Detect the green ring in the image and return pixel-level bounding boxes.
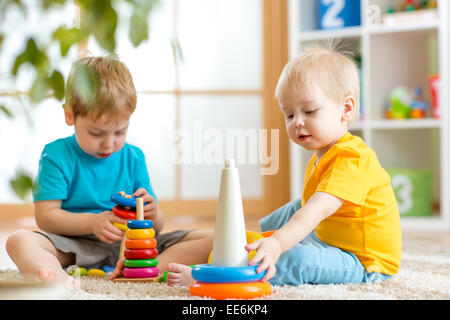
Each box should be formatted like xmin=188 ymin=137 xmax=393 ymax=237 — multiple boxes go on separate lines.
xmin=123 ymin=259 xmax=159 ymax=268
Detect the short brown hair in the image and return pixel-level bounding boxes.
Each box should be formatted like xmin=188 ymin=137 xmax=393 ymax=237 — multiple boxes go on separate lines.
xmin=65 ymin=55 xmax=137 ymax=121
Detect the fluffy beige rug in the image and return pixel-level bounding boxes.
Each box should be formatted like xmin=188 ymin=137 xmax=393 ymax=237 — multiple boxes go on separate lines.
xmin=1 ymin=234 xmax=448 ymax=300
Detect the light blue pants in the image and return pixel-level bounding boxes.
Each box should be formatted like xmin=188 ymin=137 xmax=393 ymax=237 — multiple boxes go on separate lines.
xmin=260 ymin=198 xmax=391 ymax=286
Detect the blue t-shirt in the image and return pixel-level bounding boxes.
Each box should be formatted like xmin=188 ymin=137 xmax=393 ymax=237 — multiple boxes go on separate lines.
xmin=32 ymin=135 xmax=157 ymax=213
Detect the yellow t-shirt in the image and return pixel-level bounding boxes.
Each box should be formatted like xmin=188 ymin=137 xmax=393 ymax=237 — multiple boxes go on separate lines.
xmin=302 ymin=132 xmax=402 ymax=275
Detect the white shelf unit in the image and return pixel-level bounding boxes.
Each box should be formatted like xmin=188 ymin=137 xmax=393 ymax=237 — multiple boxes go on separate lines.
xmin=288 ymin=0 xmax=450 ymax=232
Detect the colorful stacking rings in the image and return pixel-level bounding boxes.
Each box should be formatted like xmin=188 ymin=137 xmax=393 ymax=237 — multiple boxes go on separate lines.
xmin=125 ymin=228 xmax=155 ymax=240
xmin=112 ymin=206 xmax=137 ymax=220
xmin=127 ymin=219 xmax=154 ymax=229
xmin=113 ymin=222 xmax=128 ymax=231
xmin=191 ymin=264 xmax=266 ymax=283
xmin=123 ymin=267 xmax=159 ymax=278
xmin=124 ymin=248 xmax=158 ymax=260
xmin=190 ymin=281 xmax=272 ymax=300
xmin=125 ymin=238 xmax=157 ymax=249
xmin=110 ymin=193 xmax=147 ymax=207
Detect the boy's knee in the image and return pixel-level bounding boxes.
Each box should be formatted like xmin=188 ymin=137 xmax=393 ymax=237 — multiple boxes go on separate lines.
xmin=6 ymin=229 xmax=33 ymax=253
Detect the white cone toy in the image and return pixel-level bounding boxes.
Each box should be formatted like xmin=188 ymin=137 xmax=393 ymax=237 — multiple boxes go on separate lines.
xmin=189 ymin=159 xmax=272 ymax=299
xmin=211 ymin=159 xmax=248 ymax=267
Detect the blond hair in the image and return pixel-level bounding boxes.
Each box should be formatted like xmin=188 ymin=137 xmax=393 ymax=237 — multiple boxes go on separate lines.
xmin=275 ymin=41 xmax=360 ymax=122
xmin=65 ymin=55 xmax=137 ymax=121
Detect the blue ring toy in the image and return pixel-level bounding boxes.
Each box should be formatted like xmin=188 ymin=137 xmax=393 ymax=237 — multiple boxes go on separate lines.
xmin=111 ymin=193 xmax=147 ymax=208
xmin=127 ymin=219 xmax=154 ymax=229
xmin=101 ymin=265 xmax=115 ymax=273
xmin=191 ymin=264 xmax=266 ymax=283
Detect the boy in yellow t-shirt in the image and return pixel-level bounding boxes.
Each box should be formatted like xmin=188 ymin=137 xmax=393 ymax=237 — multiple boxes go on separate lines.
xmin=246 ymin=43 xmax=402 ymax=285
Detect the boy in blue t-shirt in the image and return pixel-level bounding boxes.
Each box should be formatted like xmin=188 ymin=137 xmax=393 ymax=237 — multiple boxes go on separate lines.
xmin=6 ymin=56 xmax=213 ymax=287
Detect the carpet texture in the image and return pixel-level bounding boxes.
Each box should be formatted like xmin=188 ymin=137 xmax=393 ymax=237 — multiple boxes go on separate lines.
xmin=1 ymin=234 xmax=448 ymax=300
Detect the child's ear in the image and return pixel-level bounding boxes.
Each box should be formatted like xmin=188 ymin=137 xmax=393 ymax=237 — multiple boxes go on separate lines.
xmin=341 ymin=96 xmax=356 ymax=122
xmin=63 ymin=104 xmax=75 ymax=126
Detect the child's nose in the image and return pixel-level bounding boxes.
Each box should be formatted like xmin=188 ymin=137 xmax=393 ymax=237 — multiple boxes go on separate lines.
xmin=102 ymin=135 xmax=114 ymax=149
xmin=294 ymin=116 xmax=305 ymax=127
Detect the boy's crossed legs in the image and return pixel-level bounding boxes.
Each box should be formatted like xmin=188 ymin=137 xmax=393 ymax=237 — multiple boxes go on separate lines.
xmin=7 ymin=229 xmax=214 ymax=288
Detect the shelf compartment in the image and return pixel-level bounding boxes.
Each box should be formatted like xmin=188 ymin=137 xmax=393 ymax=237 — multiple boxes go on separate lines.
xmin=370 ymin=128 xmax=440 ymax=217
xmin=369 ymin=29 xmax=438 ymax=121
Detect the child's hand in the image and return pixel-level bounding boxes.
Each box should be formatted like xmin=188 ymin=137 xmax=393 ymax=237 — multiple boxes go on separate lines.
xmin=245 ymin=237 xmax=282 ymax=281
xmin=91 ymin=211 xmax=127 ymax=243
xmin=133 ymin=188 xmax=158 ymax=221
xmin=109 ymin=259 xmax=124 ymax=280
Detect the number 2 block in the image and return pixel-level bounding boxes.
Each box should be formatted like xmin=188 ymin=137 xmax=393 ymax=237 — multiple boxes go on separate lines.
xmin=318 ymin=0 xmax=361 ymax=30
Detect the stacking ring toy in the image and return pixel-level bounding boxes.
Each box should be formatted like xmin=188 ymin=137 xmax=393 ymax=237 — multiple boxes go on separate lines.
xmin=261 ymin=230 xmax=276 ymax=238
xmin=192 ymin=264 xmax=266 ymax=283
xmin=123 ymin=267 xmax=159 ymax=278
xmin=111 ymin=193 xmax=147 ymax=207
xmin=87 ymin=269 xmax=106 ymax=277
xmin=113 ymin=222 xmax=128 ymax=231
xmin=126 ymin=228 xmax=155 ymax=240
xmin=190 ymin=281 xmax=271 ymax=300
xmin=123 ymin=258 xmax=159 ymax=268
xmin=101 ymin=265 xmax=116 ymax=273
xmin=125 ymin=238 xmax=157 ymax=249
xmin=127 ymin=219 xmax=154 ymax=229
xmin=125 ymin=248 xmax=158 ymax=260
xmin=112 ymin=206 xmax=136 ymax=220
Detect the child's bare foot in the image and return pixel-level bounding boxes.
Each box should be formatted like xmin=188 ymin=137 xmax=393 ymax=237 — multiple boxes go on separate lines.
xmin=36 ymin=268 xmax=80 ymax=289
xmin=166 ymin=263 xmax=194 ymax=287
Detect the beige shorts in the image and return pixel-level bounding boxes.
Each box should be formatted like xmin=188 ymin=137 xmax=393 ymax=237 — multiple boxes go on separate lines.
xmin=35 ymin=229 xmax=191 ymax=270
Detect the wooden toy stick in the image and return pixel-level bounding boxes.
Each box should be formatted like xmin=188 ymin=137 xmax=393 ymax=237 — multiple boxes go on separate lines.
xmin=119 ymin=234 xmax=126 ymax=260
xmin=136 ymin=197 xmax=144 ymax=221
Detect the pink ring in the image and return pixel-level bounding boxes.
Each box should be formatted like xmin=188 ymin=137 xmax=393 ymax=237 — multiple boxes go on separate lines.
xmin=123 ymin=267 xmax=159 ymax=278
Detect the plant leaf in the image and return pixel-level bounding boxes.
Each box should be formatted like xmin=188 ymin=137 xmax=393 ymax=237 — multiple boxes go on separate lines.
xmin=72 ymin=62 xmax=97 ymax=105
xmin=129 ymin=9 xmax=148 ymax=46
xmin=53 ymin=26 xmax=86 ymax=56
xmin=49 ymin=70 xmax=65 ymax=100
xmin=12 ymin=38 xmax=48 ymax=75
xmin=0 ymin=105 xmax=13 ymax=118
xmin=30 ymin=75 xmax=49 ymax=103
xmin=10 ymin=171 xmax=33 ymax=201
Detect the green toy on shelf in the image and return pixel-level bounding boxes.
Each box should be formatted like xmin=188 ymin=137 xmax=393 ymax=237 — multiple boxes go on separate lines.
xmin=385 ymin=85 xmax=430 ymax=119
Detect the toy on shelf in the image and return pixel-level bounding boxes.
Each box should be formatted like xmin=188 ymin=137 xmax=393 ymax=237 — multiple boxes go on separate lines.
xmin=382 ymin=0 xmax=438 ymax=26
xmin=189 ymin=159 xmax=272 ymax=300
xmin=385 ymin=85 xmax=430 ymax=120
xmin=112 ymin=196 xmax=160 ymax=283
xmin=429 ymin=74 xmax=440 ymax=119
xmin=410 ymin=87 xmax=429 ymax=119
xmin=402 ymin=0 xmax=416 ymax=11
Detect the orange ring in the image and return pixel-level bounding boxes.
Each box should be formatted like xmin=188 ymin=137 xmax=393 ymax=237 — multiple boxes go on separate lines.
xmin=261 ymin=230 xmax=276 ymax=237
xmin=190 ymin=281 xmax=271 ymax=300
xmin=125 ymin=238 xmax=157 ymax=249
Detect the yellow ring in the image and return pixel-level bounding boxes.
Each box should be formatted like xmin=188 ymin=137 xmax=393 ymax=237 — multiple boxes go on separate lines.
xmin=87 ymin=269 xmax=106 ymax=277
xmin=113 ymin=222 xmax=128 ymax=231
xmin=126 ymin=228 xmax=155 ymax=240
xmin=190 ymin=281 xmax=271 ymax=300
